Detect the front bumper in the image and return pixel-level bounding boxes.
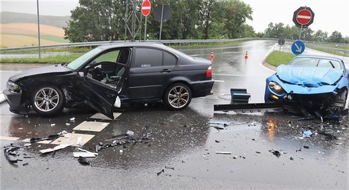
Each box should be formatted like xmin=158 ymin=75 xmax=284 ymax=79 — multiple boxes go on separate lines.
xmin=3 ymin=89 xmax=29 ymax=114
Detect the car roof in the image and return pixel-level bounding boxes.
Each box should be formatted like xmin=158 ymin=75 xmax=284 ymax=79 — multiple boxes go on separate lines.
xmin=98 ymin=42 xmax=167 ymax=50
xmin=293 ymin=55 xmax=344 ymax=62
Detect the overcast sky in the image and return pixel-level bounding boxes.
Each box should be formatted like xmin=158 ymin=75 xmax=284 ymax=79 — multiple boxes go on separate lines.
xmin=1 ymin=0 xmax=349 ymax=37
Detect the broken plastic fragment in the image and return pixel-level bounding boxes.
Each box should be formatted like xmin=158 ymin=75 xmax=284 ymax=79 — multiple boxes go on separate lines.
xmin=30 ymin=130 xmax=67 ymax=143
xmin=318 ymin=131 xmax=338 ymax=140
xmin=157 ymin=169 xmax=165 ymax=176
xmin=39 ymin=144 xmax=71 ymax=154
xmin=270 ymin=150 xmax=281 ymax=158
xmin=4 ymin=145 xmax=21 ymax=163
xmin=114 ymin=96 xmax=121 ymax=108
xmin=208 ymin=121 xmax=231 ymax=126
xmin=216 ymin=151 xmax=232 ymax=155
xmin=73 ymin=148 xmax=98 ymax=158
xmin=78 ymin=156 xmax=90 ymax=165
xmin=303 ymin=130 xmax=312 ymax=138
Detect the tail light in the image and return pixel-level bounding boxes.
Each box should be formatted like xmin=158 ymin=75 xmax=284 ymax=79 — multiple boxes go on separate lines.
xmin=206 ymin=66 xmax=212 ymax=78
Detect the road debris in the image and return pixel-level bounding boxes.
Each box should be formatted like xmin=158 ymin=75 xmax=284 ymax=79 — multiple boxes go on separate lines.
xmin=270 ymin=150 xmax=281 ymax=158
xmin=30 ymin=130 xmax=68 ymax=143
xmin=208 ymin=121 xmax=231 ymax=126
xmin=78 ymin=156 xmax=90 ymax=165
xmin=3 ymin=144 xmax=33 ymax=167
xmin=303 ymin=130 xmax=312 ymax=138
xmin=318 ymin=131 xmax=338 ymax=140
xmin=215 ymin=151 xmax=232 ymax=155
xmin=39 ymin=144 xmax=71 ymax=154
xmin=73 ymin=148 xmax=98 ymax=158
xmin=95 ymin=126 xmax=150 ymax=152
xmin=157 ymin=169 xmax=165 ymax=176
xmin=4 ymin=144 xmax=22 ymax=163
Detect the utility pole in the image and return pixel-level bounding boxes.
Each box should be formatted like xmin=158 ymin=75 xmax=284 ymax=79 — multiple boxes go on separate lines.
xmin=36 ymin=0 xmax=41 ymax=58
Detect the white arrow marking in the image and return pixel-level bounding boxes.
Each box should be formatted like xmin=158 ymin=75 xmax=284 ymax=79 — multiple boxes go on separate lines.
xmin=295 ymin=43 xmax=303 ymax=52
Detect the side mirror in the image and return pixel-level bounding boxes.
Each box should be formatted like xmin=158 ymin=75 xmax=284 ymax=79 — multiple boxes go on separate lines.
xmin=78 ymin=72 xmax=84 ymax=78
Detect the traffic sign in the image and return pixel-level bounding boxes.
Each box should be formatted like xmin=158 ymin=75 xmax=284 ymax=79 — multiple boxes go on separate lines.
xmin=142 ymin=0 xmax=151 ymax=17
xmin=291 ymin=40 xmax=305 ymax=55
xmin=278 ymin=38 xmax=285 ymax=46
xmin=293 ymin=7 xmax=314 ymax=28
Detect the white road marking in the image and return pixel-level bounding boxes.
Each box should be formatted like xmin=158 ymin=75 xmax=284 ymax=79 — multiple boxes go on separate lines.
xmin=73 ymin=121 xmax=109 ymax=132
xmin=91 ymin=112 xmax=121 ymax=120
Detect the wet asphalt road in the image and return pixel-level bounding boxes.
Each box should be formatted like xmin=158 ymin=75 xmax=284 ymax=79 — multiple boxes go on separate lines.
xmin=0 ymin=40 xmax=348 ymax=190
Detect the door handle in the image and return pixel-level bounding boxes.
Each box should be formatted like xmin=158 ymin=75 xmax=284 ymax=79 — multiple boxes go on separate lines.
xmin=162 ymin=69 xmax=171 ymax=73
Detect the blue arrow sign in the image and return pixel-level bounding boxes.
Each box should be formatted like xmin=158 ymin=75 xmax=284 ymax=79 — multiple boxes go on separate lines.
xmin=291 ymin=40 xmax=305 ymax=55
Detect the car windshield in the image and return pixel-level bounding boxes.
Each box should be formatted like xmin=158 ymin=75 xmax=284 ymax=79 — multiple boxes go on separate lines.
xmin=289 ymin=57 xmax=342 ymax=69
xmin=66 ymin=47 xmax=103 ymax=70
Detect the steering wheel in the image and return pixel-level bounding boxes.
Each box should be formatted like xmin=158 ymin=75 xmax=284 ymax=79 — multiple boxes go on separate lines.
xmin=92 ymin=67 xmax=105 ymax=81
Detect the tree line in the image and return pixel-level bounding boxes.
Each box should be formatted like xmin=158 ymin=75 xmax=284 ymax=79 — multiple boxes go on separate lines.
xmin=64 ymin=0 xmax=348 ymax=44
xmin=262 ymin=22 xmax=348 ymax=43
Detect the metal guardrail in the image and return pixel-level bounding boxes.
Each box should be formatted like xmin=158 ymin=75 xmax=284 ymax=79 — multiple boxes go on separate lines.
xmin=0 ymin=38 xmax=254 ymax=52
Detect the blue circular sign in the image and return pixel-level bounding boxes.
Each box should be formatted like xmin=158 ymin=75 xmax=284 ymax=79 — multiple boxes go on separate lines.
xmin=291 ymin=40 xmax=305 ymax=55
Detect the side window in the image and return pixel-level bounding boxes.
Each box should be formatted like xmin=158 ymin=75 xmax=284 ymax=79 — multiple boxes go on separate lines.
xmin=94 ymin=50 xmax=119 ymax=63
xmin=134 ymin=48 xmax=162 ymax=68
xmin=163 ymin=51 xmax=177 ymax=66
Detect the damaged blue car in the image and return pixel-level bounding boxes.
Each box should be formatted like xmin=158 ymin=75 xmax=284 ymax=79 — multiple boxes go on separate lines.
xmin=265 ymin=55 xmax=349 ymax=116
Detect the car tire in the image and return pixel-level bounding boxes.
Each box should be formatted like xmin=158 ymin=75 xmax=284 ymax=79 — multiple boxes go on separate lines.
xmin=31 ymin=86 xmax=64 ymax=116
xmin=163 ymin=83 xmax=192 ymax=110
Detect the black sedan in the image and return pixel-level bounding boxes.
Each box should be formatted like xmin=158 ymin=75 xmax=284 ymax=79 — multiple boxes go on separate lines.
xmin=4 ymin=42 xmax=214 ymax=119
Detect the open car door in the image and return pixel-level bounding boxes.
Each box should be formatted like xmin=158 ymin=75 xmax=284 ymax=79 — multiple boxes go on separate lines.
xmin=78 ymin=72 xmax=119 ymax=119
xmin=75 ymin=47 xmax=130 ymax=119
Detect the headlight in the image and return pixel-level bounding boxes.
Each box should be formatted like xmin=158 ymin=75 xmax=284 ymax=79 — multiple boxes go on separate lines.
xmin=269 ymin=81 xmax=284 ymax=94
xmin=7 ymin=81 xmax=21 ymax=93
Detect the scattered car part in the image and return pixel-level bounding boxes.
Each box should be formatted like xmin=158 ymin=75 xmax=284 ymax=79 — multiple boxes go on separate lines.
xmin=39 ymin=144 xmax=71 ymax=154
xmin=30 ymin=130 xmax=67 ymax=143
xmin=78 ymin=156 xmax=90 ymax=165
xmin=4 ymin=144 xmax=22 ymax=163
xmin=73 ymin=148 xmax=98 ymax=158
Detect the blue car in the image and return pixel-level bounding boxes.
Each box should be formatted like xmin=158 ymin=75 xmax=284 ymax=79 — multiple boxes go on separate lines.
xmin=265 ymin=55 xmax=349 ymax=115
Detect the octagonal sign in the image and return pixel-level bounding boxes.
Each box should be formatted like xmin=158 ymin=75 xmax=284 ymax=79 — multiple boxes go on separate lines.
xmin=293 ymin=6 xmax=315 ymax=28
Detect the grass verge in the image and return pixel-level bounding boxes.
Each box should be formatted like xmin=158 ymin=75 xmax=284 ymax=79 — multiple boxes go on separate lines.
xmin=265 ymin=50 xmax=295 ymax=67
xmin=0 ymin=54 xmax=82 ymax=64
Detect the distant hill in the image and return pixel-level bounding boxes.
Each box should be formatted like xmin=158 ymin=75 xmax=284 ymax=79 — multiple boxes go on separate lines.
xmin=0 ymin=12 xmax=70 ymax=48
xmin=0 ymin=12 xmax=70 ymax=28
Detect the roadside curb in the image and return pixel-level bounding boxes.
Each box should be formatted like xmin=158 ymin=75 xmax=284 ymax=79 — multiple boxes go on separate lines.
xmin=0 ymin=92 xmax=6 ymax=104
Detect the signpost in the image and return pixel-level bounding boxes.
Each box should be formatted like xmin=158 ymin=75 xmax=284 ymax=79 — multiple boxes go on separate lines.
xmin=291 ymin=40 xmax=305 ymax=55
xmin=292 ymin=6 xmax=314 ymax=55
xmin=141 ymin=0 xmax=151 ymax=17
xmin=142 ymin=0 xmax=151 ymax=40
xmin=293 ymin=7 xmax=314 ymax=28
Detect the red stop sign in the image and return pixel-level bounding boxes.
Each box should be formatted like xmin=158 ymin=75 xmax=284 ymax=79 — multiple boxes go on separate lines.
xmin=142 ymin=0 xmax=151 ymax=17
xmin=296 ymin=9 xmax=312 ymax=25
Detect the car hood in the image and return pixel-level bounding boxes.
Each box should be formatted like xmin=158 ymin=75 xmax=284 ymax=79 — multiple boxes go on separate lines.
xmin=276 ymin=65 xmax=343 ymax=87
xmin=9 ymin=64 xmax=72 ymax=82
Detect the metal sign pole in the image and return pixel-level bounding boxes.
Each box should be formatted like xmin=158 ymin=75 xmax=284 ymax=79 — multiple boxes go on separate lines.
xmin=36 ymin=0 xmax=41 ymax=58
xmin=298 ymin=25 xmax=303 ymax=40
xmin=144 ymin=16 xmax=147 ymax=40
xmin=159 ymin=4 xmax=164 ymax=41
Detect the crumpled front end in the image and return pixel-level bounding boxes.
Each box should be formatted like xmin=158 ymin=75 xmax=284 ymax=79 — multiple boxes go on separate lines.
xmin=265 ymin=73 xmax=348 ymax=116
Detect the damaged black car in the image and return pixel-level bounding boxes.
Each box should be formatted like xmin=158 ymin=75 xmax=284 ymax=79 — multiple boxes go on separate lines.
xmin=4 ymin=42 xmax=214 ymax=119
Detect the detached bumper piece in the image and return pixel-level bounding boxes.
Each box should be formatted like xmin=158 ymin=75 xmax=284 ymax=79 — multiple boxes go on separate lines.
xmin=214 ymin=102 xmax=285 ymax=112
xmin=230 ymin=88 xmax=250 ymax=104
